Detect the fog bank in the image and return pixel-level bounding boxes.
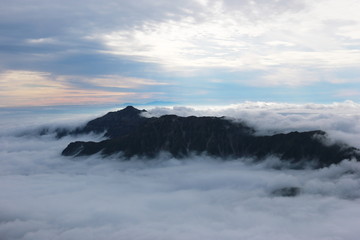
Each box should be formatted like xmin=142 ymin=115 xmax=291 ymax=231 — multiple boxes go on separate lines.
xmin=1 ymin=102 xmax=360 ymax=240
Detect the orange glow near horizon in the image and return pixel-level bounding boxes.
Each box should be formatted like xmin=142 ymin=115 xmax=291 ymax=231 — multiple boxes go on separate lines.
xmin=0 ymin=70 xmax=163 ymax=107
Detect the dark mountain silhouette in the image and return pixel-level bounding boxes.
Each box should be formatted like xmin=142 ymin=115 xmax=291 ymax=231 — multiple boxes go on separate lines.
xmin=62 ymin=106 xmax=360 ymax=169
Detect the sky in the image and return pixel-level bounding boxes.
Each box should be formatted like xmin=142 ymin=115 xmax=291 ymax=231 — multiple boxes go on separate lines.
xmin=1 ymin=0 xmax=360 ymax=107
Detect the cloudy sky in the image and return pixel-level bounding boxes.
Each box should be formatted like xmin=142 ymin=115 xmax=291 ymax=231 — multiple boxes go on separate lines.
xmin=1 ymin=0 xmax=360 ymax=107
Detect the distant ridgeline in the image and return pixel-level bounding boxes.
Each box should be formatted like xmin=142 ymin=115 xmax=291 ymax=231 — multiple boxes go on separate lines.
xmin=60 ymin=106 xmax=360 ymax=169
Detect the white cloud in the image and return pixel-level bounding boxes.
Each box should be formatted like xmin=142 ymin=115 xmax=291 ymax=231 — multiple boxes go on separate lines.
xmin=90 ymin=0 xmax=360 ymax=86
xmin=1 ymin=103 xmax=360 ymax=239
xmin=26 ymin=38 xmax=56 ymax=44
xmin=266 ymin=41 xmax=296 ymax=47
xmin=1 ymin=0 xmax=359 ymax=89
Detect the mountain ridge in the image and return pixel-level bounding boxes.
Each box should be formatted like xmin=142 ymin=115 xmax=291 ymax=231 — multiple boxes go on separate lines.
xmin=61 ymin=106 xmax=360 ymax=169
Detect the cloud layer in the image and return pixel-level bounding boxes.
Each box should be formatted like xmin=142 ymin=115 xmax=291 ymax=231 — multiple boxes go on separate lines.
xmin=1 ymin=103 xmax=360 ymax=239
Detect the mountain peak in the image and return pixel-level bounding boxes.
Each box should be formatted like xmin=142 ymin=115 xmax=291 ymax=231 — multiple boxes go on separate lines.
xmin=117 ymin=106 xmax=146 ymax=115
xmin=123 ymin=105 xmax=138 ymax=111
xmin=70 ymin=106 xmax=147 ymax=138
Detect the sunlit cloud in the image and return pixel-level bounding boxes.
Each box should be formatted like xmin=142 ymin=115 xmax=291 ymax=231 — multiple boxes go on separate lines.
xmin=93 ymin=0 xmax=360 ymax=86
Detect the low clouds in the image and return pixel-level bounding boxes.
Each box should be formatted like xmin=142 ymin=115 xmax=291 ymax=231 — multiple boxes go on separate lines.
xmin=1 ymin=103 xmax=360 ymax=239
xmin=2 ymin=136 xmax=360 ymax=240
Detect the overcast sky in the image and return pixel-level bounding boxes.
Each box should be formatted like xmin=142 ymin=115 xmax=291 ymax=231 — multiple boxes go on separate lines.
xmin=1 ymin=0 xmax=360 ymax=107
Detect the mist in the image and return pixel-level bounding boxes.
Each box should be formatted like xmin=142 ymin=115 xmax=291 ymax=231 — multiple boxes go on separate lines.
xmin=1 ymin=102 xmax=360 ymax=240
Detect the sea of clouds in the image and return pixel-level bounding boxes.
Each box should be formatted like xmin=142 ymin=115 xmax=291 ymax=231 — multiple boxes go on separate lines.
xmin=1 ymin=101 xmax=360 ymax=240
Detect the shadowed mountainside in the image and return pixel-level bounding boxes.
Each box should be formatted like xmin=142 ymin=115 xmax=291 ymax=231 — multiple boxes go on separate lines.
xmin=62 ymin=106 xmax=360 ymax=168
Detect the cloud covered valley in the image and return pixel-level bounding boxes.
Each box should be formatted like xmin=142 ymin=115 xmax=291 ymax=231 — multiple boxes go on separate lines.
xmin=1 ymin=102 xmax=360 ymax=240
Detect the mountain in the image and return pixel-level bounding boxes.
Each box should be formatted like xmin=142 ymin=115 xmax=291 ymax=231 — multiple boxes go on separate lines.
xmin=62 ymin=106 xmax=360 ymax=169
xmin=72 ymin=106 xmax=147 ymax=138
